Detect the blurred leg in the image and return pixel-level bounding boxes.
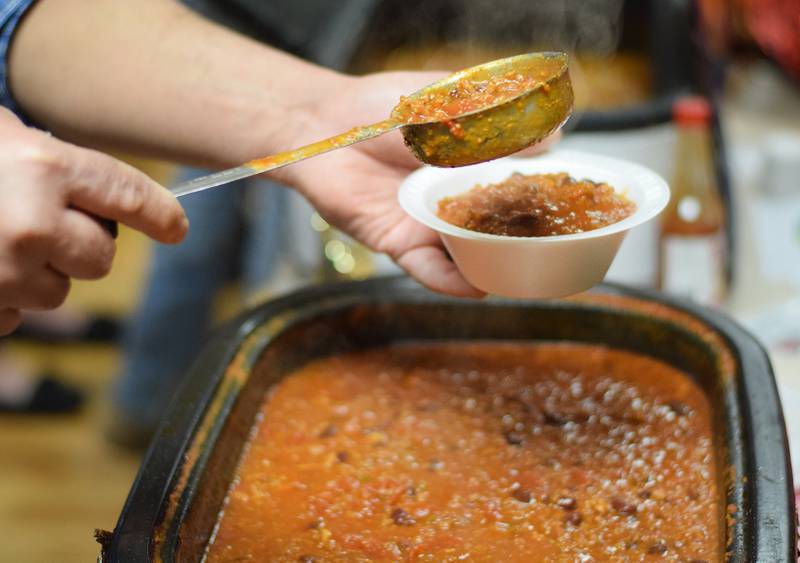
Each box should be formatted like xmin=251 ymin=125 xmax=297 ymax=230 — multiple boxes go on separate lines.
xmin=241 ymin=180 xmax=288 ymax=299
xmin=110 ymin=168 xmax=244 ymax=438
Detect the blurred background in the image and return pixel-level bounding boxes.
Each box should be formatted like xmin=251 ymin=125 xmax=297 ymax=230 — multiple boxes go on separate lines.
xmin=2 ymin=0 xmax=800 ymax=560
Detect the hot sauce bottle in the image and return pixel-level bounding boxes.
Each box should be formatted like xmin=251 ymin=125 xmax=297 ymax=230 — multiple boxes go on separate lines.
xmin=659 ymin=96 xmax=727 ymax=305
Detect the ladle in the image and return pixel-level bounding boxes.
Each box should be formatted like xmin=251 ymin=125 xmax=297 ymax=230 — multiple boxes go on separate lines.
xmin=170 ymin=52 xmax=573 ymax=198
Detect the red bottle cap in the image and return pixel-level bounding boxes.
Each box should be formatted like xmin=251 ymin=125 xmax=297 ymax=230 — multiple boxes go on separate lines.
xmin=673 ymin=96 xmax=712 ymax=126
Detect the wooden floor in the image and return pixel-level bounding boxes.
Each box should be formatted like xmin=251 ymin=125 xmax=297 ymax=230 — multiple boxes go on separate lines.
xmin=0 ymin=159 xmax=172 ymax=563
xmin=0 ymin=345 xmax=142 ymax=563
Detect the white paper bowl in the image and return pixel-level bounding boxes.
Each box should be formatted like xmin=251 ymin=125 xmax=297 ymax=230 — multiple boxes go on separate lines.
xmin=398 ymin=149 xmax=670 ymax=298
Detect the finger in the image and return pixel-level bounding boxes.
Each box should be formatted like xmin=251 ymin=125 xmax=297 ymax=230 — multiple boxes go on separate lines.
xmin=8 ymin=266 xmax=70 ymax=310
xmin=395 ymin=245 xmax=485 ymax=298
xmin=0 ymin=107 xmax=23 ymax=129
xmin=0 ymin=308 xmax=21 ymax=336
xmin=60 ymin=144 xmax=188 ymax=244
xmin=48 ymin=208 xmax=116 ymax=280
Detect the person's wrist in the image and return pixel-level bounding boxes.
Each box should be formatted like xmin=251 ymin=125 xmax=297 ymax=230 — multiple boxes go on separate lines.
xmin=264 ymin=71 xmax=358 ymax=189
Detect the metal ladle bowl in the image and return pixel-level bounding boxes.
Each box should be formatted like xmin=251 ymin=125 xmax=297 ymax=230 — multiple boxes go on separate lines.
xmin=396 ymin=52 xmax=573 ymax=167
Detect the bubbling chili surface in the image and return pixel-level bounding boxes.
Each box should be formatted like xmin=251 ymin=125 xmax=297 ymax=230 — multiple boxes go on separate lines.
xmin=437 ymin=172 xmax=636 ymax=237
xmin=206 ymin=343 xmax=718 ymax=562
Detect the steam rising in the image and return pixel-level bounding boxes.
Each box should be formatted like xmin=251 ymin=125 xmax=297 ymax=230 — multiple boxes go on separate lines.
xmin=454 ymin=0 xmax=624 ymax=55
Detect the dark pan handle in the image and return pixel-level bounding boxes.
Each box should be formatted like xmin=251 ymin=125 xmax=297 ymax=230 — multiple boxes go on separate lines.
xmin=568 ymin=93 xmax=684 ymax=133
xmin=98 ymin=218 xmax=119 ymax=239
xmin=81 ymin=209 xmax=118 ymax=239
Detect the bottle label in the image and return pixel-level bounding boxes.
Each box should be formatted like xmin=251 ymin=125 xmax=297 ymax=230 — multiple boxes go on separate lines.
xmin=662 ymin=234 xmax=724 ymax=305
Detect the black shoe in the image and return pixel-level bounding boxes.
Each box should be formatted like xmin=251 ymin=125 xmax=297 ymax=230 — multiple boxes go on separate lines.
xmin=11 ymin=316 xmax=122 ymax=344
xmin=0 ymin=376 xmax=85 ymax=414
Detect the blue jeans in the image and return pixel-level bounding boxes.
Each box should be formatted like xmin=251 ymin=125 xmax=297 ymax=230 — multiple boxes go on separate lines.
xmin=112 ymin=168 xmax=286 ymax=428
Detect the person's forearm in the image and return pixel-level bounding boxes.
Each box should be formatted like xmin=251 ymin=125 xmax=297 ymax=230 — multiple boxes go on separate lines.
xmin=8 ymin=0 xmax=346 ymax=168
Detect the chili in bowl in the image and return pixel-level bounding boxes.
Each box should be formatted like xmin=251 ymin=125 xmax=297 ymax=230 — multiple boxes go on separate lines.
xmin=398 ymin=149 xmax=669 ymax=298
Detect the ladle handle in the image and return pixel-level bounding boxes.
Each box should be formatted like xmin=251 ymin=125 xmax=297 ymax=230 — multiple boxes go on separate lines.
xmin=170 ymin=119 xmax=399 ymax=198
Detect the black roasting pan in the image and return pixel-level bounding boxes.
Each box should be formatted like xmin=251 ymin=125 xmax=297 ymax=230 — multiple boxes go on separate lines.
xmin=101 ymin=277 xmax=796 ymax=562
